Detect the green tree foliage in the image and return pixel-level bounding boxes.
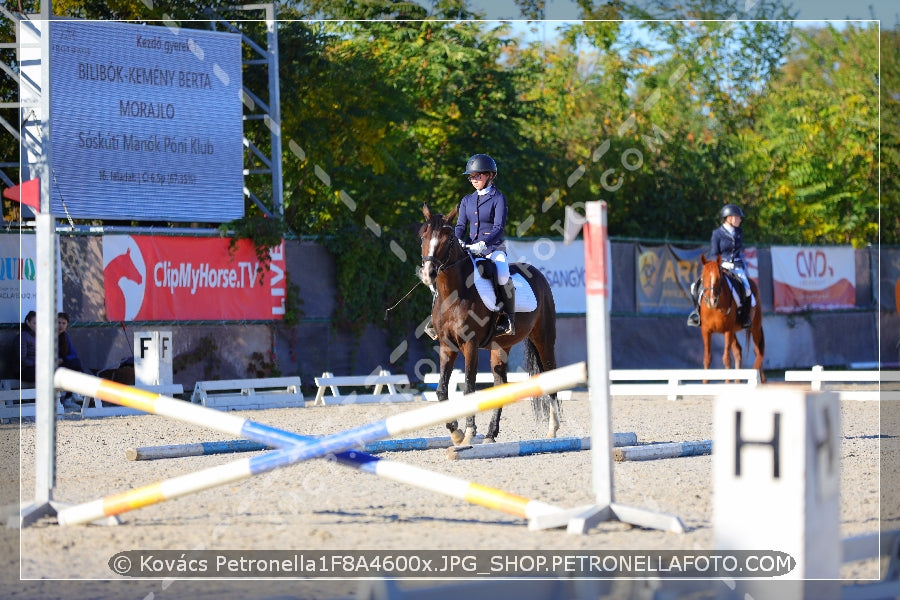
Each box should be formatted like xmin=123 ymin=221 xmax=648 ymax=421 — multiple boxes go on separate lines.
xmin=738 ymin=24 xmax=881 ymax=246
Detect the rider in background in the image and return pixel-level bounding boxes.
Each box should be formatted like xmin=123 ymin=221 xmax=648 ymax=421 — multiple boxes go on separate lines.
xmin=454 ymin=153 xmax=515 ymax=336
xmin=688 ymin=203 xmax=754 ymax=329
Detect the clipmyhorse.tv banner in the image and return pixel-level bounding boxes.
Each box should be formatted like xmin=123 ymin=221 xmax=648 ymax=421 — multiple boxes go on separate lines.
xmin=771 ymin=246 xmax=855 ymax=313
xmin=102 ymin=235 xmax=286 ymax=321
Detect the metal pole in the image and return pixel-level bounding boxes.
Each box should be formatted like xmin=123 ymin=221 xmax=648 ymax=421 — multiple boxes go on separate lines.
xmin=264 ymin=3 xmax=283 ymax=217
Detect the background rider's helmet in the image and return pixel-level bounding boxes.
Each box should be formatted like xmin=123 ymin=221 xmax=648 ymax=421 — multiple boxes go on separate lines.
xmin=719 ymin=204 xmax=745 ymax=220
xmin=462 ymin=154 xmax=498 ymax=175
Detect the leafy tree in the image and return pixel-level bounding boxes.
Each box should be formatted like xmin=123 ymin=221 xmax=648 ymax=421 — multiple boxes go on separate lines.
xmin=739 ymin=23 xmax=880 ymax=246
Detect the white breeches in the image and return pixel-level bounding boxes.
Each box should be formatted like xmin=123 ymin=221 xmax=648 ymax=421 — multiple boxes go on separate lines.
xmin=487 ymin=250 xmax=510 ymax=285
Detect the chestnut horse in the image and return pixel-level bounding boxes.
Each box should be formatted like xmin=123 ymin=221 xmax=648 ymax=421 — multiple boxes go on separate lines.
xmin=698 ymin=254 xmax=766 ymax=382
xmin=418 ymin=204 xmax=560 ymax=444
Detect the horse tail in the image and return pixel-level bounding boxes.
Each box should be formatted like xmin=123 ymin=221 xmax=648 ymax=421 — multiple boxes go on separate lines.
xmin=525 ymin=338 xmax=561 ymax=424
xmin=524 ymin=336 xmax=543 ymax=376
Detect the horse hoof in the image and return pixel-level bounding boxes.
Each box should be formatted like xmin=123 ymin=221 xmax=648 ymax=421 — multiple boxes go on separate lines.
xmin=461 ymin=427 xmax=476 ymax=445
xmin=484 ymin=436 xmax=495 ymax=444
xmin=449 ymin=429 xmax=465 ymax=445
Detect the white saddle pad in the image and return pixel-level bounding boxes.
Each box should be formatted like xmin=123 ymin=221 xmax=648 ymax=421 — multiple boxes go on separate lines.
xmin=471 ymin=257 xmax=538 ymax=313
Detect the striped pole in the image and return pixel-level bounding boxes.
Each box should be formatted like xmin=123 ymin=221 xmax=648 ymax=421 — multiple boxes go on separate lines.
xmin=127 ymin=434 xmax=488 ymax=461
xmin=54 ymin=363 xmax=585 ymax=526
xmin=446 ymin=433 xmax=638 ymax=461
xmin=613 ymin=440 xmax=712 ymax=462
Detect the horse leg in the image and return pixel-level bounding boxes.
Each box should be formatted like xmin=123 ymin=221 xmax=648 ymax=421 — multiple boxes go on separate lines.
xmin=721 ymin=331 xmax=734 ymax=370
xmin=701 ymin=328 xmax=713 ymax=382
xmin=751 ymin=317 xmax=767 ymax=383
xmin=730 ymin=332 xmax=742 ymax=368
xmin=460 ymin=343 xmax=480 ymax=445
xmin=437 ymin=345 xmax=464 ymax=444
xmin=484 ymin=347 xmax=510 ymax=443
xmin=731 ymin=335 xmax=743 ymax=382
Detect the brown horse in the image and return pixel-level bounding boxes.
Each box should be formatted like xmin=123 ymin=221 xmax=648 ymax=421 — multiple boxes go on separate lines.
xmin=698 ymin=254 xmax=767 ymax=382
xmin=417 ymin=204 xmax=560 ymax=444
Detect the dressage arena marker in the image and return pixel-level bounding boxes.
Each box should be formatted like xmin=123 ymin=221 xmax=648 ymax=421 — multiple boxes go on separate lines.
xmin=446 ymin=433 xmax=637 ymax=460
xmin=54 ymin=363 xmax=586 ymax=526
xmin=127 ymin=434 xmax=488 ymax=461
xmin=713 ymin=386 xmax=841 ymax=597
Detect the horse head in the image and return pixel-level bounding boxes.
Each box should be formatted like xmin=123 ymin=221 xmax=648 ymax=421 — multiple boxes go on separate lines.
xmin=699 ymin=254 xmax=725 ymax=309
xmin=418 ymin=204 xmax=460 ymax=286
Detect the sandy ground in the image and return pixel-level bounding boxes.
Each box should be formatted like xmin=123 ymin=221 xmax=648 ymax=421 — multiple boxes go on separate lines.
xmin=0 ymin=388 xmax=891 ymax=600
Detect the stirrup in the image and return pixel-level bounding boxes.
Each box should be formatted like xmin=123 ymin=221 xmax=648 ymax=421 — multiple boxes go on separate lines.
xmin=496 ymin=313 xmax=514 ymax=336
xmin=423 ymin=320 xmax=438 ymax=340
xmin=687 ymin=311 xmax=700 ymax=327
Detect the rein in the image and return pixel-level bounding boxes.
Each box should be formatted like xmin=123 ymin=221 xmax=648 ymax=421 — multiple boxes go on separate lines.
xmin=384 ymin=278 xmax=424 ymax=319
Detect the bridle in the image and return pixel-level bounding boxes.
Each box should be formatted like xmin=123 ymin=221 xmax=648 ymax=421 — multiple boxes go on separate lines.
xmin=421 ymin=224 xmax=468 ymax=274
xmin=700 ymin=265 xmax=732 ymax=314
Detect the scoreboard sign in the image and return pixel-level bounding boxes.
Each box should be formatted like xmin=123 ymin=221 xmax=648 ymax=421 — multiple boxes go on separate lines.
xmin=20 ymin=19 xmax=244 ymax=222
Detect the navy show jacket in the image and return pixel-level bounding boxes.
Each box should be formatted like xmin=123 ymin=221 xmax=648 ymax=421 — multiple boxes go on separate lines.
xmin=710 ymin=224 xmax=745 ymax=266
xmin=454 ymin=186 xmax=508 ymax=253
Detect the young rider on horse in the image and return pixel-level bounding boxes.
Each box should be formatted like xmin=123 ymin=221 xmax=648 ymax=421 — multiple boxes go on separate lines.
xmin=455 ymin=153 xmax=516 ymax=336
xmin=688 ymin=203 xmax=755 ymax=329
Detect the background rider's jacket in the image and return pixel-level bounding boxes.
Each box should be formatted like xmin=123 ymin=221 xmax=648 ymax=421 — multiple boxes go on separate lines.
xmin=454 ymin=186 xmax=508 ymax=253
xmin=710 ymin=224 xmax=744 ymax=266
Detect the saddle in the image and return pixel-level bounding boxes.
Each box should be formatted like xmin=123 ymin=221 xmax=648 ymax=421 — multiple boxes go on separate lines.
xmin=474 ymin=258 xmax=499 ymax=294
xmin=722 ymin=269 xmax=746 ymax=298
xmin=469 ymin=256 xmax=537 ymax=313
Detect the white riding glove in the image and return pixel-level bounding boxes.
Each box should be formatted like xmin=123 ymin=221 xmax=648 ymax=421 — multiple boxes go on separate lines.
xmin=468 ymin=241 xmax=487 ymax=256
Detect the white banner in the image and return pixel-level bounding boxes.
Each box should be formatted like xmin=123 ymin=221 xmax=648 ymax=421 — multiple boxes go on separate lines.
xmin=0 ymin=234 xmax=63 ymax=323
xmin=771 ymin=246 xmax=856 ymax=312
xmin=507 ymin=239 xmax=587 ymax=313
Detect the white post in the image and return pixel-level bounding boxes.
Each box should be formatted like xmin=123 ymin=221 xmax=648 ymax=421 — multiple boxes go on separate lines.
xmin=533 ymin=201 xmax=684 ymax=535
xmin=714 ymin=386 xmax=841 ymax=598
xmin=134 ymin=331 xmax=173 ymax=386
xmin=584 ymin=201 xmax=613 ymax=506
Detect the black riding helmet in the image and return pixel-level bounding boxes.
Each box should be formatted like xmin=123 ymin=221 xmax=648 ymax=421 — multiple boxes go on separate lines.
xmin=462 ymin=154 xmax=497 ymax=175
xmin=720 ymin=204 xmax=744 ymax=220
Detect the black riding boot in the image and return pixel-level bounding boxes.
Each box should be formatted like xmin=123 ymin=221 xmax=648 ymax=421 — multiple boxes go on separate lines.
xmin=687 ymin=278 xmax=701 ymax=327
xmin=740 ymin=298 xmax=753 ymax=329
xmin=496 ymin=280 xmax=516 ymax=336
xmin=423 ymin=295 xmax=438 ymax=340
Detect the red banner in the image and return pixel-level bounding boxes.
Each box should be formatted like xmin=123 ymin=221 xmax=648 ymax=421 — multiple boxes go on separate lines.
xmin=102 ymin=235 xmax=286 ymax=321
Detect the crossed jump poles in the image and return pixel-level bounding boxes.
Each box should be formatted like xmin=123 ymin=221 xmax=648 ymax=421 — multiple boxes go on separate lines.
xmin=53 ymin=363 xmax=587 ymax=527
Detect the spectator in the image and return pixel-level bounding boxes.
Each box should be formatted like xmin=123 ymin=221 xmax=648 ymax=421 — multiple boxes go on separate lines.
xmin=57 ymin=312 xmax=84 ymax=372
xmin=57 ymin=312 xmax=84 ymax=410
xmin=19 ymin=310 xmax=36 ymax=385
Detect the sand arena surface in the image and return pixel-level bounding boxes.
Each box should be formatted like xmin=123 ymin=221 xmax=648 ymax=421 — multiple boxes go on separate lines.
xmin=0 ymin=390 xmax=888 ymax=600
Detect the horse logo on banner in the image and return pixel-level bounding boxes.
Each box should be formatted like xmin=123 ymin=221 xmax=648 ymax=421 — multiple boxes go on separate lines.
xmin=103 ymin=237 xmax=146 ymax=321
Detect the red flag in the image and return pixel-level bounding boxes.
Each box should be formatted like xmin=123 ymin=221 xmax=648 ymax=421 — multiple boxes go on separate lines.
xmin=2 ymin=177 xmax=40 ymax=212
